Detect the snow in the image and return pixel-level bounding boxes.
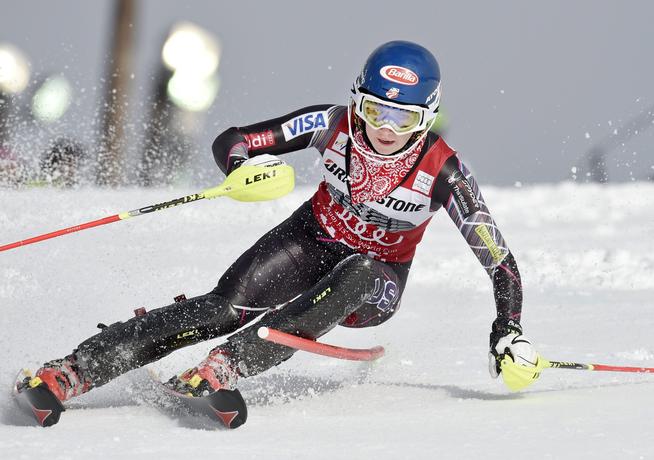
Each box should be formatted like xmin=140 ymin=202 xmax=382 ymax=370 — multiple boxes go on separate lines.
xmin=1 ymin=182 xmax=654 ymax=459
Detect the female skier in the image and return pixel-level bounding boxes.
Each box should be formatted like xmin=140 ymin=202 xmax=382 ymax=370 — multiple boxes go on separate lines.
xmin=24 ymin=41 xmax=540 ymax=426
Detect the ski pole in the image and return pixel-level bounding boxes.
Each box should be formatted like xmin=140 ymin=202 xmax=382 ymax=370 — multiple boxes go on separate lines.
xmin=257 ymin=327 xmax=385 ymax=361
xmin=1 ymin=163 xmax=294 ymax=253
xmin=544 ymin=359 xmax=654 ymax=374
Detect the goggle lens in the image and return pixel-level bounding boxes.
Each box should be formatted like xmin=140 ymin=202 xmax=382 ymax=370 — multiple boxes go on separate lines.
xmin=360 ymin=98 xmax=423 ymax=134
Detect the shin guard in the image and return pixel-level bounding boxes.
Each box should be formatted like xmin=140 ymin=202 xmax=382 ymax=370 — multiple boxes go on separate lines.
xmin=73 ymin=293 xmax=240 ymax=386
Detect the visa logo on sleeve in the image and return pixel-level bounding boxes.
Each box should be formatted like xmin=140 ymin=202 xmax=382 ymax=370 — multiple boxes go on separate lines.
xmin=282 ymin=110 xmax=328 ymax=141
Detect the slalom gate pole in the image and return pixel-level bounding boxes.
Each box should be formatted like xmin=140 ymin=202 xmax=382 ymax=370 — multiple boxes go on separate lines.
xmin=257 ymin=327 xmax=385 ymax=362
xmin=544 ymin=359 xmax=654 ymax=374
xmin=0 ymin=164 xmax=294 ymax=253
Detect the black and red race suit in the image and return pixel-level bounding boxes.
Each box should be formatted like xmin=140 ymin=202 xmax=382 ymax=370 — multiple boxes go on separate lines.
xmin=212 ymin=105 xmax=522 ymax=324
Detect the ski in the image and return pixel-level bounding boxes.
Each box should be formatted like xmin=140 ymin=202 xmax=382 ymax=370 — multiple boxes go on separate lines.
xmin=147 ymin=372 xmax=248 ymax=429
xmin=13 ymin=369 xmax=65 ymax=427
xmin=13 ymin=368 xmax=247 ymax=429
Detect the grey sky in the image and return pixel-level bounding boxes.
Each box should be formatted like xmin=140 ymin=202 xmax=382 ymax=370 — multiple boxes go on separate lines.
xmin=2 ymin=1 xmax=653 ymax=185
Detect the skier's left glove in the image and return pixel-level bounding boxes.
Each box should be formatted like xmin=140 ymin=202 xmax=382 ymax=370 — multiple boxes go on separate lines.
xmin=488 ymin=318 xmax=543 ymax=391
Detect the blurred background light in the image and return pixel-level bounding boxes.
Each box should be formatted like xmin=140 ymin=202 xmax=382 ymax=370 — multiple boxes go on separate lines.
xmin=139 ymin=21 xmax=222 ymax=185
xmin=167 ymin=70 xmax=219 ymax=112
xmin=161 ymin=22 xmax=220 ymax=78
xmin=0 ymin=43 xmax=30 ymax=94
xmin=31 ymin=75 xmax=73 ymax=122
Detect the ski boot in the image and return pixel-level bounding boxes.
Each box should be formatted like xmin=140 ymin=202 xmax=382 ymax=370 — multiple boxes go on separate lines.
xmin=32 ymin=357 xmax=93 ymax=402
xmin=14 ymin=357 xmax=92 ymax=427
xmin=165 ymin=349 xmax=239 ymax=397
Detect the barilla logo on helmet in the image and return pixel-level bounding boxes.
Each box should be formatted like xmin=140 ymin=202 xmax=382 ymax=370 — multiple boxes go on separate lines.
xmin=380 ymin=66 xmax=419 ymax=86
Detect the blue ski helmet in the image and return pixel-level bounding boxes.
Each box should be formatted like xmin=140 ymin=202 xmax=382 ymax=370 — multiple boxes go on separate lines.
xmin=355 ymin=41 xmax=441 ymax=113
xmin=349 ymin=41 xmax=442 ymax=158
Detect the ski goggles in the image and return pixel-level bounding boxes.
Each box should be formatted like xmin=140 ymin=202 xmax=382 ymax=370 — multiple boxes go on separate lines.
xmin=352 ymin=91 xmax=432 ymax=135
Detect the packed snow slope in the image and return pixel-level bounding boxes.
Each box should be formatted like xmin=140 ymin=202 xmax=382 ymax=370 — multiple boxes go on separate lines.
xmin=1 ymin=182 xmax=653 ymax=459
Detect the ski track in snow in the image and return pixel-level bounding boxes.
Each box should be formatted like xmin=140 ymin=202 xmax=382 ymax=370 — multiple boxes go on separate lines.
xmin=1 ymin=183 xmax=654 ymax=459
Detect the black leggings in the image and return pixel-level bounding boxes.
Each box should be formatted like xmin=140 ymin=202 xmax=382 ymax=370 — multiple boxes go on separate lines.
xmin=73 ymin=201 xmax=411 ymax=385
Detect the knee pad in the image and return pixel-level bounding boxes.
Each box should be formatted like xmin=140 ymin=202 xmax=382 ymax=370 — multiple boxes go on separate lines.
xmin=340 ymin=259 xmax=402 ymax=328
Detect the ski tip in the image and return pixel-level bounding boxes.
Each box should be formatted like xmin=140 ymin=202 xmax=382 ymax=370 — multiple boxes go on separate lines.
xmin=257 ymin=327 xmax=270 ymax=339
xmin=208 ymin=389 xmax=248 ymax=429
xmin=13 ymin=379 xmax=65 ymax=427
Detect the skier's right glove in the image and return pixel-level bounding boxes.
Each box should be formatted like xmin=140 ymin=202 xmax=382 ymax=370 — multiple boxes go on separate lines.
xmin=228 ymin=153 xmax=286 ymax=175
xmin=231 ymin=153 xmax=286 ymax=173
xmin=488 ymin=318 xmax=543 ymax=391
